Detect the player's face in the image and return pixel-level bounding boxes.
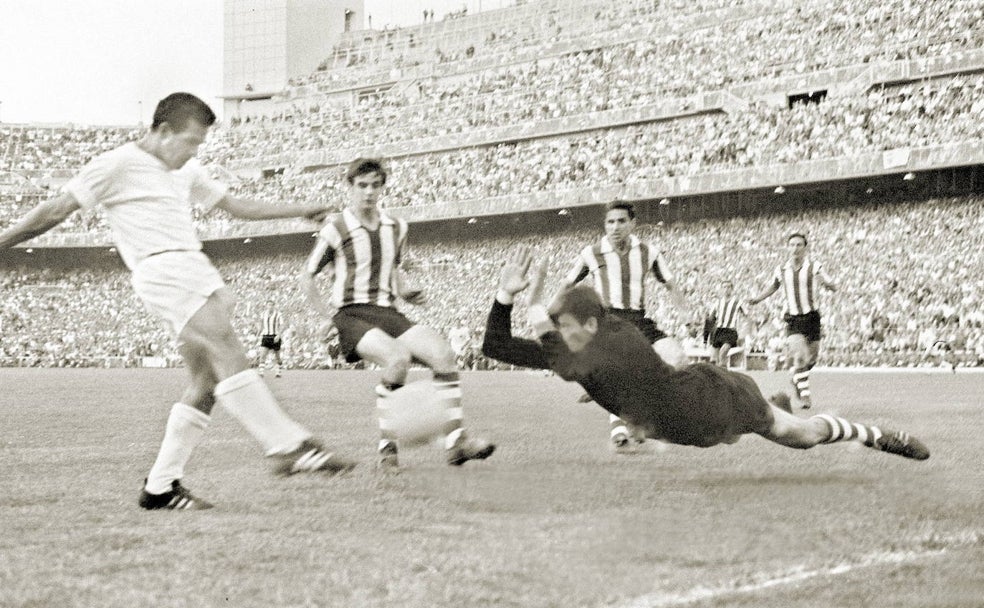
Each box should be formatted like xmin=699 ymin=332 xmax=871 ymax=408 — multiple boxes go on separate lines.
xmin=604 ymin=209 xmax=635 ymax=246
xmin=554 ymin=313 xmax=597 ymax=353
xmin=348 ymin=171 xmax=386 ymax=211
xmin=159 ymin=120 xmax=209 ymax=170
xmin=788 ymin=237 xmax=807 ymax=262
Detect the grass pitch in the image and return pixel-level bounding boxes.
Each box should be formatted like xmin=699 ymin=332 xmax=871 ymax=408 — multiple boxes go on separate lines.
xmin=1 ymin=368 xmax=982 ymax=608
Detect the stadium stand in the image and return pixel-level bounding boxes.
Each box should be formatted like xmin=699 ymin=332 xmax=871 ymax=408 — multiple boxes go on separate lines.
xmin=2 ymin=0 xmax=983 ymax=369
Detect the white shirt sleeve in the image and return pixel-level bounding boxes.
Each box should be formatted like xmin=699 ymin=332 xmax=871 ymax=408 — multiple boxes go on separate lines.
xmin=63 ymin=153 xmax=117 ymax=210
xmin=182 ymin=159 xmax=228 ymax=213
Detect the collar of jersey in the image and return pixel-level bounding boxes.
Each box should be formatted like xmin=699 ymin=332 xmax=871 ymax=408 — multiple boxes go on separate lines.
xmin=600 ymin=234 xmax=640 ymax=254
xmin=342 ymin=207 xmax=396 ymax=230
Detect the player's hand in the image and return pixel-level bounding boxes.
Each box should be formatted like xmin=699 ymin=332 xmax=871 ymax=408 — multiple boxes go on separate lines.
xmin=526 ymin=259 xmax=548 ymax=308
xmin=318 ymin=320 xmax=335 ymax=336
xmin=401 ymin=287 xmax=426 ymax=305
xmin=499 ymin=247 xmax=532 ymax=296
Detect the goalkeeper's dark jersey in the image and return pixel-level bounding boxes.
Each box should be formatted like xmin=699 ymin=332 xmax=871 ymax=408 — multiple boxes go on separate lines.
xmin=482 ymin=299 xmax=774 ymax=447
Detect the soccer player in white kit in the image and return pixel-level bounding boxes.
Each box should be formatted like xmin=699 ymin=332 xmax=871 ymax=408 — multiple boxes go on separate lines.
xmin=0 ymin=93 xmax=355 ymax=510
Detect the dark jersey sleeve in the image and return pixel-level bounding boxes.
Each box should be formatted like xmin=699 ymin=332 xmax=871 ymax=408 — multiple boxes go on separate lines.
xmin=481 ymin=299 xmax=551 ymax=370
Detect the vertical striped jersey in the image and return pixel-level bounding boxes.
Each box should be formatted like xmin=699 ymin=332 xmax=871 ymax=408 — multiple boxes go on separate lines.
xmin=304 ymin=208 xmax=408 ymax=309
xmin=715 ymin=297 xmax=745 ymax=330
xmin=770 ymin=258 xmax=831 ymax=315
xmin=565 ymin=235 xmax=670 ymax=311
xmin=261 ymin=310 xmax=282 ymax=336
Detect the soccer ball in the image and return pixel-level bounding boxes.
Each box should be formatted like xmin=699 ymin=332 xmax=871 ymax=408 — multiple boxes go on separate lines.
xmin=380 ymin=380 xmax=447 ymax=447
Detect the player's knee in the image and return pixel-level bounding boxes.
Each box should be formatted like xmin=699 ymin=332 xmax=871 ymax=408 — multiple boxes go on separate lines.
xmin=429 ymin=344 xmax=458 ymax=372
xmin=382 ymin=345 xmax=413 ymax=374
xmin=765 ymin=410 xmax=821 ymax=449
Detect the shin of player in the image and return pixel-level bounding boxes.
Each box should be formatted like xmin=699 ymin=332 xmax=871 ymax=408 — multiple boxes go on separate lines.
xmin=301 ymin=158 xmax=494 ymax=469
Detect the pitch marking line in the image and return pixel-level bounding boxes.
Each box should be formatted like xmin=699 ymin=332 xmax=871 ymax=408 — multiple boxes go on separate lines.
xmin=618 ymin=537 xmax=977 ymax=608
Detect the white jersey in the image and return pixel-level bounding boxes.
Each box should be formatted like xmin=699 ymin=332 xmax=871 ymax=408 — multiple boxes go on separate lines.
xmin=64 ymin=143 xmax=227 ymax=270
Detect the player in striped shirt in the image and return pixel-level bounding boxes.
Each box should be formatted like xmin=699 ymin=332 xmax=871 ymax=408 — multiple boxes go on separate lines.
xmin=257 ymin=300 xmax=284 ymax=378
xmin=563 ymin=201 xmax=690 ymax=451
xmin=300 ymin=158 xmax=494 ymax=470
xmin=747 ymin=232 xmax=837 ymax=409
xmin=709 ymin=280 xmax=747 ymax=368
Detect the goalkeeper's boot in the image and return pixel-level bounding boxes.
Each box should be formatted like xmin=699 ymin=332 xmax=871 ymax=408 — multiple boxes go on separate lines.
xmin=875 ymin=430 xmax=930 ymax=461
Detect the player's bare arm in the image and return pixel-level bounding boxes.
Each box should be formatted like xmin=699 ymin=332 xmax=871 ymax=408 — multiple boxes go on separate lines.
xmin=747 ymin=280 xmax=780 ymax=306
xmin=524 ymin=257 xmax=553 ymax=336
xmin=819 ymin=270 xmax=838 ymax=292
xmin=664 ymin=281 xmax=692 ymax=319
xmin=299 ymin=267 xmax=334 ymax=317
xmin=393 ymin=267 xmax=426 ymax=305
xmin=0 ymin=192 xmax=80 ymax=249
xmin=214 ymin=194 xmax=331 ymax=222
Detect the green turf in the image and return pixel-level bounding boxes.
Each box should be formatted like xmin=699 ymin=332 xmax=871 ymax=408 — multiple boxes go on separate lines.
xmin=0 ymin=368 xmax=981 ymax=608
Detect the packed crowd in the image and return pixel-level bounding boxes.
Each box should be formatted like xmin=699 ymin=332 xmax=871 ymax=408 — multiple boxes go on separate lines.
xmin=227 ymin=73 xmax=984 ymax=210
xmin=2 ymin=0 xmax=982 ymax=238
xmin=287 ymin=0 xmax=746 ymax=92
xmin=208 ymin=0 xmax=984 ymax=163
xmin=2 ymin=0 xmax=983 ymax=371
xmin=3 ymin=195 xmax=982 ymax=370
xmin=5 ymin=68 xmax=982 ymax=237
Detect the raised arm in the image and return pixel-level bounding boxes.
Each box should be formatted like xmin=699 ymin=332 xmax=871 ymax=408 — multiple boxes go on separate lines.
xmin=0 ymin=192 xmax=80 ymax=249
xmin=214 ymin=194 xmax=330 ymax=223
xmin=481 ymin=248 xmax=551 ymax=369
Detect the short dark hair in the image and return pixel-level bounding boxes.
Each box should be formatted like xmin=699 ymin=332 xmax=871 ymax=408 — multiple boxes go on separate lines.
xmin=605 ymin=200 xmax=635 ymax=219
xmin=346 ymin=158 xmax=388 ymax=184
xmin=548 ymin=285 xmax=606 ymax=325
xmin=788 ymin=232 xmax=808 ymax=245
xmin=151 ymin=92 xmax=216 ymax=131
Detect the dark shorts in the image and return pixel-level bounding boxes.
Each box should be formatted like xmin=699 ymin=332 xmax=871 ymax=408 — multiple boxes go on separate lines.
xmin=333 ymin=304 xmax=415 ymax=363
xmin=608 ymin=308 xmax=667 ymax=344
xmin=260 ymin=335 xmax=282 ymax=351
xmin=660 ymin=364 xmax=774 ymax=447
xmin=784 ymin=310 xmax=822 ymax=343
xmin=709 ymin=327 xmax=739 ymax=349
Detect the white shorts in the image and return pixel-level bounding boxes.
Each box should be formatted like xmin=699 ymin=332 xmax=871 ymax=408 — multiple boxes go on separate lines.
xmin=131 ymin=250 xmax=226 ymax=337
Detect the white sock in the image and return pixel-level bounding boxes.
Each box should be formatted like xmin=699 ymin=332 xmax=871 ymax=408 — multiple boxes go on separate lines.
xmin=214 ymin=369 xmax=310 ymax=456
xmin=145 ymin=403 xmax=210 ymax=495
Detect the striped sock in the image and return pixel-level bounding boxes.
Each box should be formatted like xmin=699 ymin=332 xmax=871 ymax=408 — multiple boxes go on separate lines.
xmin=433 ymin=371 xmax=465 ymax=449
xmin=375 ymin=383 xmax=400 ymax=453
xmin=610 ymin=414 xmax=629 ymax=441
xmin=792 ymin=367 xmax=811 ymax=400
xmin=813 ymin=414 xmax=882 ymax=448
